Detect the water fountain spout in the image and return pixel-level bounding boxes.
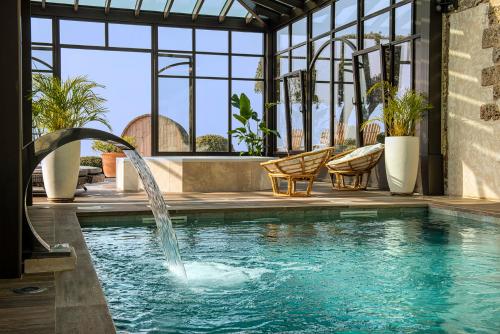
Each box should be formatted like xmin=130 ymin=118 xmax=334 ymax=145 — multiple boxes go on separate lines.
xmin=23 ymin=128 xmax=186 ymax=278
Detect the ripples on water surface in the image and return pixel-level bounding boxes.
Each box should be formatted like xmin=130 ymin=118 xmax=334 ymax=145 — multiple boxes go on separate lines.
xmin=82 ymin=213 xmax=500 ymax=333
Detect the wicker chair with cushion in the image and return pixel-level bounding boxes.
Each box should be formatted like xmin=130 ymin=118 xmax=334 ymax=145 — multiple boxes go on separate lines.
xmin=326 ymin=143 xmax=384 ymax=190
xmin=260 ymin=147 xmax=334 ymax=197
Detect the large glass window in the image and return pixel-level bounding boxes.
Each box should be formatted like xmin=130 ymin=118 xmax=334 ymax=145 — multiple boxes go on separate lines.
xmin=32 ymin=17 xmax=263 ymax=155
xmin=275 ymin=0 xmax=415 ymax=154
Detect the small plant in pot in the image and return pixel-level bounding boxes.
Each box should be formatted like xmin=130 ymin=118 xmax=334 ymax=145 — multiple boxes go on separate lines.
xmin=32 ymin=74 xmax=111 ymax=202
xmin=362 ymin=81 xmax=432 ymax=195
xmin=228 ymin=93 xmax=279 ymax=156
xmin=92 ymin=136 xmax=136 ymax=178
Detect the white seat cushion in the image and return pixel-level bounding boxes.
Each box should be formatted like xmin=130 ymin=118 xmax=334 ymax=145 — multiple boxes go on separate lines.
xmin=327 ymin=143 xmax=384 ymax=167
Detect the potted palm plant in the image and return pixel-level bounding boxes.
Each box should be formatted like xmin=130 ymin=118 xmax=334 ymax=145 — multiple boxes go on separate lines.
xmin=92 ymin=136 xmax=136 ymax=177
xmin=362 ymin=81 xmax=432 ymax=194
xmin=32 ymin=74 xmax=111 ymax=202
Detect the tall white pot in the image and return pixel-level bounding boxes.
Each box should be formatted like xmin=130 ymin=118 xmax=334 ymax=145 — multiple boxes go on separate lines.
xmin=384 ymin=136 xmax=419 ymax=195
xmin=42 ymin=141 xmax=81 ymax=202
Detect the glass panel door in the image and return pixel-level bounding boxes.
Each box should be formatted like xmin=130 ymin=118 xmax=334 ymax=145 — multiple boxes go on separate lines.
xmin=353 ymin=46 xmax=386 ymax=146
xmin=284 ymin=70 xmax=306 ymax=152
xmin=157 ymin=53 xmax=193 ymax=152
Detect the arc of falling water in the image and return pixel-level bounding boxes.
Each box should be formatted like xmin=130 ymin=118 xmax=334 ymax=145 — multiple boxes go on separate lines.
xmin=125 ymin=150 xmax=187 ymax=278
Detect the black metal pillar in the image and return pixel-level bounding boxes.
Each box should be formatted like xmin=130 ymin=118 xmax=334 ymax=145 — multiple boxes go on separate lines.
xmin=264 ymin=30 xmax=275 ymax=156
xmin=0 ymin=0 xmax=23 ymax=278
xmin=22 ymin=0 xmax=32 ymax=206
xmin=414 ymin=0 xmax=444 ymax=195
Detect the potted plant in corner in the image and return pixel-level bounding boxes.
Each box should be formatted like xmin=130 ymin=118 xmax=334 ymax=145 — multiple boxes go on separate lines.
xmin=32 ymin=74 xmax=111 ymax=202
xmin=362 ymin=81 xmax=432 ymax=195
xmin=92 ymin=136 xmax=136 ymax=178
xmin=229 ymin=93 xmax=279 ymax=156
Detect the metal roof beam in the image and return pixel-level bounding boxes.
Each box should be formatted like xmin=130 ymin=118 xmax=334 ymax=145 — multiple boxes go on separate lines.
xmin=104 ymin=0 xmax=111 ymax=14
xmin=219 ymin=0 xmax=234 ymax=23
xmin=237 ymin=0 xmax=269 ymax=26
xmin=192 ymin=0 xmax=204 ymax=21
xmin=245 ymin=11 xmax=253 ymax=24
xmin=252 ymin=0 xmax=289 ymax=15
xmin=134 ymin=0 xmax=143 ymax=17
xmin=277 ymin=0 xmax=304 ymax=9
xmin=163 ymin=0 xmax=174 ymax=19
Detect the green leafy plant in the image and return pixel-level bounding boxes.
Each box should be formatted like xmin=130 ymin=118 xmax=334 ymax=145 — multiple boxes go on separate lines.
xmin=31 ymin=74 xmax=111 ymax=135
xmin=196 ymin=135 xmax=229 ymax=152
xmin=361 ymin=81 xmax=432 ymax=137
xmin=80 ymin=156 xmax=103 ymax=168
xmin=229 ymin=93 xmax=280 ymax=156
xmin=92 ymin=136 xmax=136 ymax=153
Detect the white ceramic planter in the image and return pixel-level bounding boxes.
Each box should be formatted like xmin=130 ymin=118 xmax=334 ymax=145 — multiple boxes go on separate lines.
xmin=41 ymin=141 xmax=81 ymax=202
xmin=384 ymin=136 xmax=419 ymax=195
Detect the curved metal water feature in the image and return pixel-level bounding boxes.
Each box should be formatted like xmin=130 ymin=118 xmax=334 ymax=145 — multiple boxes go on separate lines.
xmin=23 ymin=128 xmax=186 ymax=277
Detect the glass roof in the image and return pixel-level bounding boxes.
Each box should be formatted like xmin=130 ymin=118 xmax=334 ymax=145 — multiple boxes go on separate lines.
xmin=199 ymin=0 xmax=227 ymax=16
xmin=36 ymin=0 xmax=251 ymax=18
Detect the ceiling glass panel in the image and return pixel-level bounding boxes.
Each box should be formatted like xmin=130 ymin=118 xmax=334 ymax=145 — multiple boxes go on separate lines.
xmin=171 ymin=0 xmax=197 ymax=14
xmin=227 ymin=1 xmax=247 ymax=17
xmin=79 ymin=0 xmax=105 ymax=6
xmin=45 ymin=0 xmax=75 ymax=4
xmin=140 ymin=0 xmax=166 ymax=12
xmin=199 ymin=0 xmax=226 ymax=16
xmin=111 ymin=0 xmax=136 ymax=9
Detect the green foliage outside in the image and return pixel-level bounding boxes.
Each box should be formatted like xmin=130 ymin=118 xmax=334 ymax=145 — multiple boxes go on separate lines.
xmin=80 ymin=156 xmax=103 ymax=168
xmin=229 ymin=93 xmax=279 ymax=156
xmin=196 ymin=135 xmax=229 ymax=152
xmin=92 ymin=136 xmax=137 ymax=153
xmin=31 ymin=74 xmax=111 ymax=136
xmin=362 ymin=81 xmax=432 ymax=137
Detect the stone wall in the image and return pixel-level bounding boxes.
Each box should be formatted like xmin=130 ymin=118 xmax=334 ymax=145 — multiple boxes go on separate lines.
xmin=442 ymin=0 xmax=500 ymax=199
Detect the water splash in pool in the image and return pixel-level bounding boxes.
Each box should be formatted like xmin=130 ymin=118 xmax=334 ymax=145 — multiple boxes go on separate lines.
xmin=124 ymin=150 xmax=186 ymax=278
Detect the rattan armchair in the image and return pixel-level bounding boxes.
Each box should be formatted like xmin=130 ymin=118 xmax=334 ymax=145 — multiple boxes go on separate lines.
xmin=260 ymin=147 xmax=334 ymax=197
xmin=326 ymin=144 xmax=384 ymax=190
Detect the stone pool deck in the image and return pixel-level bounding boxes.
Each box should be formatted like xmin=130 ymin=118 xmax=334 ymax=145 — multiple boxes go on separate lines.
xmin=2 ymin=181 xmax=500 ymax=333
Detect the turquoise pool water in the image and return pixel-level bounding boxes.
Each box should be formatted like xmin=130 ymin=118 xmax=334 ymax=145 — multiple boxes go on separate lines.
xmin=82 ymin=210 xmax=500 ymax=333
